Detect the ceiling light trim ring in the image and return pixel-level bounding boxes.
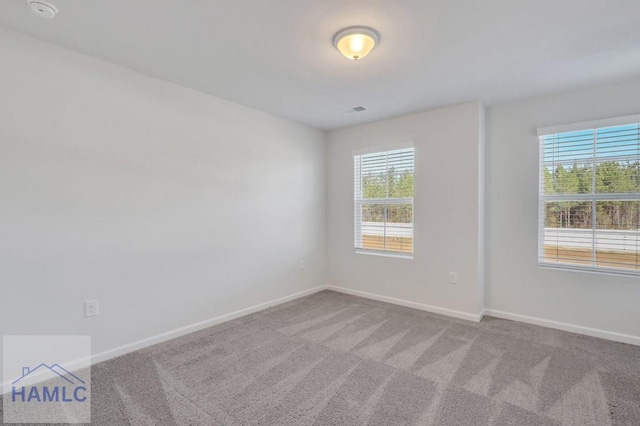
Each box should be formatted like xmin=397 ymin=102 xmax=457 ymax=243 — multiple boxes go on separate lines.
xmin=332 ymin=26 xmax=381 ymax=50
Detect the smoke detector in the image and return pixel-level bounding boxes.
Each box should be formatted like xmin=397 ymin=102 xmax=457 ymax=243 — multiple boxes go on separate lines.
xmin=27 ymin=1 xmax=58 ymax=19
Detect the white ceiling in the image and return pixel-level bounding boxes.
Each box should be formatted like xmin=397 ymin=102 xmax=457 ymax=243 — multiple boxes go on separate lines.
xmin=1 ymin=0 xmax=639 ymax=130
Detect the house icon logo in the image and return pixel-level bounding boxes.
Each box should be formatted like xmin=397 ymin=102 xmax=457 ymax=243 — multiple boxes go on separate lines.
xmin=11 ymin=363 xmax=88 ymax=403
xmin=13 ymin=364 xmax=86 ymax=386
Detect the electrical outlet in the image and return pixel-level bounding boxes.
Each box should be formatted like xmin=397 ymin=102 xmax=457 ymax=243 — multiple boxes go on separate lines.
xmin=449 ymin=272 xmax=458 ymax=284
xmin=85 ymin=300 xmax=99 ymax=318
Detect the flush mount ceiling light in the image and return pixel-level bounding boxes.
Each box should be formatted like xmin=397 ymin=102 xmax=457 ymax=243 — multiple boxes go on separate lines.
xmin=27 ymin=0 xmax=58 ymax=19
xmin=332 ymin=26 xmax=380 ymax=60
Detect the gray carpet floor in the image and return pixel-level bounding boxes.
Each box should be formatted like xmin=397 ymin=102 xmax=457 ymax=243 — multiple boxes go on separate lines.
xmin=3 ymin=290 xmax=640 ymax=425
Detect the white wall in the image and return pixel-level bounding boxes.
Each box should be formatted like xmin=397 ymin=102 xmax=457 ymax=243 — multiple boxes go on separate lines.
xmin=2 ymin=24 xmax=637 ymax=364
xmin=0 ymin=29 xmax=327 ymax=360
xmin=327 ymin=102 xmax=485 ymax=320
xmin=486 ymin=76 xmax=640 ymax=339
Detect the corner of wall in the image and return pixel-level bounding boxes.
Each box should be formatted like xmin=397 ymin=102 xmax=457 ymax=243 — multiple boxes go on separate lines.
xmin=477 ymin=103 xmax=487 ymax=314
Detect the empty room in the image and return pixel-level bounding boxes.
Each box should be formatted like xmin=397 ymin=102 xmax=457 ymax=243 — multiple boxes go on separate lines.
xmin=1 ymin=0 xmax=639 ymax=425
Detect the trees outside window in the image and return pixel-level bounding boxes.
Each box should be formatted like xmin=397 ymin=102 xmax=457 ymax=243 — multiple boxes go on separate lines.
xmin=354 ymin=147 xmax=414 ymax=255
xmin=539 ymin=123 xmax=640 ymax=274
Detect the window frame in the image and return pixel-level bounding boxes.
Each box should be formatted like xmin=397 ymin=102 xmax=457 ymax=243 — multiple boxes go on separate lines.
xmin=537 ymin=115 xmax=640 ymax=277
xmin=353 ymin=144 xmax=415 ymax=259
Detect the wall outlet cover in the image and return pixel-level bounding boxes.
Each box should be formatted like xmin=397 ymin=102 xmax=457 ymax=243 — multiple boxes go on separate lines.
xmin=85 ymin=300 xmax=99 ymax=317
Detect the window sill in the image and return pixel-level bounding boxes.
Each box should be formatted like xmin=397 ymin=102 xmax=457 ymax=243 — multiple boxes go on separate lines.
xmin=538 ymin=262 xmax=639 ymax=278
xmin=355 ymin=249 xmax=413 ymax=260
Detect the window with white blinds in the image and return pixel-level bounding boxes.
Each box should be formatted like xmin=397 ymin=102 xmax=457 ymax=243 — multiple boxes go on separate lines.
xmin=354 ymin=147 xmax=414 ymax=256
xmin=538 ymin=119 xmax=640 ymax=275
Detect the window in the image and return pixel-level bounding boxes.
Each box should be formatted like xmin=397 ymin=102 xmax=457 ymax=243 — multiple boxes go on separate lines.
xmin=538 ymin=117 xmax=640 ymax=275
xmin=354 ymin=146 xmax=414 ymax=256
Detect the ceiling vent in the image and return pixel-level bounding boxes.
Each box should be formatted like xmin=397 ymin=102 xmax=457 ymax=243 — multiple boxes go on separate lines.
xmin=27 ymin=1 xmax=58 ymax=19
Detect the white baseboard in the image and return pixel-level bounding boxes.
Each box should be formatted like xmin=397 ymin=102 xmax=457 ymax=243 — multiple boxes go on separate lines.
xmin=326 ymin=285 xmax=484 ymax=323
xmin=6 ymin=283 xmax=637 ymax=394
xmin=326 ymin=286 xmax=639 ymax=346
xmin=2 ymin=285 xmax=328 ymax=394
xmin=90 ymin=284 xmax=329 ymax=365
xmin=484 ymin=309 xmax=640 ymax=346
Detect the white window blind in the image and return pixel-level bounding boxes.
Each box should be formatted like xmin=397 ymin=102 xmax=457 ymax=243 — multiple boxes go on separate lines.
xmin=354 ymin=147 xmax=414 ymax=256
xmin=538 ymin=121 xmax=640 ymax=275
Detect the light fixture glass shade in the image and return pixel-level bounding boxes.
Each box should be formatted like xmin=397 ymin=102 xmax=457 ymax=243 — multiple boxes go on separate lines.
xmin=333 ymin=26 xmax=380 ymax=60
